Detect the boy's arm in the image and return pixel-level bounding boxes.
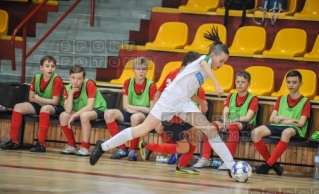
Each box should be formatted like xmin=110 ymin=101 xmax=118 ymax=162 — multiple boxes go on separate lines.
xmin=31 ymin=77 xmax=64 ymax=105
xmin=64 ymin=88 xmax=74 ymax=114
xmin=33 ymin=95 xmax=61 ymax=105
xmin=199 ymin=60 xmax=223 ymax=96
xmin=122 ymin=95 xmax=138 ymax=114
xmin=191 ymin=95 xmax=208 ymax=112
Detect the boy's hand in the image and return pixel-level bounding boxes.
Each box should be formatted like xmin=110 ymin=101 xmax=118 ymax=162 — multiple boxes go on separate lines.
xmin=274 ymin=116 xmax=283 ymax=123
xmin=34 ymin=94 xmax=40 ymax=101
xmin=70 ymin=87 xmax=80 ymax=95
xmin=200 ymin=100 xmax=208 ymax=113
xmin=215 ymin=85 xmax=223 ymax=97
xmin=68 ymin=115 xmax=75 ymax=128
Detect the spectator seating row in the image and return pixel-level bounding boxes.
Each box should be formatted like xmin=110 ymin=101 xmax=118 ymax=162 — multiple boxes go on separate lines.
xmin=0 ymin=10 xmax=8 ymax=36
xmin=1 ymin=0 xmax=58 ymax=5
xmin=177 ymin=0 xmax=319 ymax=21
xmin=145 ymin=22 xmax=319 ymax=62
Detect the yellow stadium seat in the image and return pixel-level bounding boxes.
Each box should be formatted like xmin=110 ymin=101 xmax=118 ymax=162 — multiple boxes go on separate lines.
xmin=216 ymin=0 xmax=258 ymax=16
xmin=230 ymin=66 xmax=274 ymax=96
xmin=32 ymin=0 xmax=58 ymax=6
xmin=304 ymin=35 xmax=319 ymax=62
xmin=254 ymin=0 xmax=297 ymax=19
xmin=178 ymin=0 xmax=220 ymax=14
xmin=110 ymin=59 xmax=155 ymax=85
xmin=314 ymin=95 xmax=319 ymax=101
xmin=229 ymin=26 xmax=266 ymax=57
xmin=271 ymin=69 xmax=317 ymax=99
xmin=145 ymin=22 xmax=188 ymax=52
xmin=155 ymin=61 xmax=182 ymax=88
xmin=0 ymin=10 xmax=9 ymax=36
xmin=263 ymin=28 xmax=307 ymax=60
xmin=183 ymin=23 xmax=227 ymax=55
xmin=294 ymin=0 xmax=319 ymax=21
xmin=202 ymin=64 xmax=234 ymax=93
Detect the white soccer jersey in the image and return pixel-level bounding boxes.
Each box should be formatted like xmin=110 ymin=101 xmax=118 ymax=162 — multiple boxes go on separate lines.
xmin=164 ymin=55 xmax=212 ymax=102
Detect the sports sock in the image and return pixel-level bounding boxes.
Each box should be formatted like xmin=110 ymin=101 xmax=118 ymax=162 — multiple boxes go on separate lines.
xmin=101 ymin=127 xmax=133 ymax=151
xmin=254 ymin=139 xmax=271 ymax=161
xmin=38 ymin=112 xmax=50 ymax=146
xmin=267 ymin=140 xmax=288 ymax=166
xmin=61 ymin=125 xmax=76 ymax=147
xmin=159 ymin=132 xmax=175 ymax=144
xmin=202 ymin=135 xmax=212 ymax=159
xmin=178 ymin=143 xmax=197 ymax=167
xmin=106 ymin=121 xmax=126 ymax=150
xmin=208 ymin=136 xmax=235 ymax=169
xmin=10 ymin=111 xmax=23 ymax=143
xmin=227 ymin=124 xmax=240 ymax=156
xmin=129 ymin=137 xmax=140 ymax=151
xmin=81 ymin=141 xmax=90 ymax=149
xmin=145 ymin=143 xmax=176 ymax=154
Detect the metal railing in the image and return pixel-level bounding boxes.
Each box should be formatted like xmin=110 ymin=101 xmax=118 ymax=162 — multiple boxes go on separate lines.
xmin=11 ymin=0 xmax=96 ymax=83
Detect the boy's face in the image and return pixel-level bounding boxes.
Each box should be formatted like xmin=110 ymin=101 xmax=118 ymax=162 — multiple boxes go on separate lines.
xmin=133 ymin=63 xmax=148 ymax=79
xmin=210 ymin=52 xmax=229 ymax=70
xmin=235 ymin=76 xmax=250 ymax=93
xmin=69 ymin=72 xmax=85 ymax=88
xmin=286 ymin=76 xmax=302 ymax=93
xmin=40 ymin=60 xmax=56 ymax=77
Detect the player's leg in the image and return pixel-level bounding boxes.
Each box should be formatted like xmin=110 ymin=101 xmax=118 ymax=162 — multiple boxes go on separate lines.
xmin=105 ymin=109 xmax=130 ymax=159
xmin=265 ymin=127 xmax=295 ymax=176
xmin=90 ymin=113 xmax=162 ymax=165
xmin=128 ymin=112 xmax=147 ymax=161
xmin=1 ymin=102 xmax=37 ymax=149
xmin=183 ymin=112 xmax=235 ymax=170
xmin=193 ymin=121 xmax=222 ymax=168
xmin=30 ymin=104 xmax=62 ymax=152
xmin=59 ymin=111 xmax=77 ymax=155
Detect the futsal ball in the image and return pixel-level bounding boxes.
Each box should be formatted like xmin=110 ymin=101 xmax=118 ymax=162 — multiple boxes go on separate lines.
xmin=231 ymin=161 xmax=252 ymax=183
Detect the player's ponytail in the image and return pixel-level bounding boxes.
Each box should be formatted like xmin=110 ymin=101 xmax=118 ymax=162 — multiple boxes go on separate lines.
xmin=204 ymin=26 xmax=229 ymax=56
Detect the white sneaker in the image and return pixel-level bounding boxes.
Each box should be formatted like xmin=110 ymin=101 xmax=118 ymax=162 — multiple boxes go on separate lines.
xmin=60 ymin=145 xmax=77 ymax=155
xmin=192 ymin=158 xmax=211 ymax=168
xmin=217 ymin=163 xmax=228 ymax=171
xmin=76 ymin=147 xmax=90 ymax=156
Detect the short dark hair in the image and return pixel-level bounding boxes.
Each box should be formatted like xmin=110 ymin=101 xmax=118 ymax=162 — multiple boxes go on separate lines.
xmin=236 ymin=70 xmax=251 ymax=82
xmin=204 ymin=26 xmax=229 ymax=56
xmin=69 ymin=65 xmax=86 ymax=77
xmin=181 ymin=51 xmax=200 ymax=66
xmin=40 ymin=56 xmax=56 ymax=66
xmin=133 ymin=57 xmax=148 ymax=69
xmin=286 ymin=70 xmax=302 ymax=82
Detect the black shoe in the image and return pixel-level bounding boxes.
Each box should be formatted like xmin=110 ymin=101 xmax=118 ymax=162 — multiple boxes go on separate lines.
xmin=272 ymin=162 xmax=284 ymax=176
xmin=254 ymin=163 xmax=270 ymax=174
xmin=30 ymin=142 xmax=46 ymax=152
xmin=0 ymin=139 xmax=19 ymax=150
xmin=89 ymin=139 xmax=105 ymax=166
xmin=228 ymin=169 xmax=233 ymax=179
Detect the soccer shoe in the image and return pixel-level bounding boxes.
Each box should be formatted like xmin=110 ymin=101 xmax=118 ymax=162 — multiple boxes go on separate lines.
xmin=272 ymin=162 xmax=284 ymax=176
xmin=218 ymin=163 xmax=228 ymax=171
xmin=139 ymin=141 xmax=152 ymax=160
xmin=110 ymin=149 xmax=129 ymax=159
xmin=30 ymin=142 xmax=46 ymax=152
xmin=175 ymin=165 xmax=200 ymax=175
xmin=76 ymin=147 xmax=90 ymax=156
xmin=254 ymin=163 xmax=270 ymax=174
xmin=60 ymin=145 xmax=77 ymax=155
xmin=0 ymin=139 xmax=19 ymax=150
xmin=128 ymin=150 xmax=137 ymax=161
xmin=90 ymin=140 xmax=105 ymax=166
xmin=167 ymin=153 xmax=177 ymax=164
xmin=192 ymin=158 xmax=211 ymax=168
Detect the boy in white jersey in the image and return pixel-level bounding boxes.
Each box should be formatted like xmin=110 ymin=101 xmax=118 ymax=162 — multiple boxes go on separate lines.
xmin=90 ymin=27 xmax=236 ymax=177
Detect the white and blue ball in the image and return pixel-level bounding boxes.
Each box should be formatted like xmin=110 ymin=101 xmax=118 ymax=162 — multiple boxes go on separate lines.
xmin=231 ymin=161 xmax=252 ymax=183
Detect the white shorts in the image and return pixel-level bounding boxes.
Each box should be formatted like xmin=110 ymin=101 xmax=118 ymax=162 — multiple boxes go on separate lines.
xmin=150 ymin=90 xmax=201 ymax=121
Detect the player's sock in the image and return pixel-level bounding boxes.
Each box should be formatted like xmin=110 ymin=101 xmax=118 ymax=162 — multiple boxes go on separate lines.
xmin=129 ymin=137 xmax=140 ymax=151
xmin=202 ymin=135 xmax=212 ymax=159
xmin=145 ymin=143 xmax=176 ymax=154
xmin=61 ymin=125 xmax=76 ymax=147
xmin=101 ymin=127 xmax=133 ymax=151
xmin=227 ymin=124 xmax=240 ymax=156
xmin=208 ymin=136 xmax=235 ymax=169
xmin=106 ymin=121 xmax=126 ymax=150
xmin=178 ymin=143 xmax=197 ymax=167
xmin=159 ymin=132 xmax=175 ymax=144
xmin=267 ymin=140 xmax=288 ymax=166
xmin=81 ymin=141 xmax=90 ymax=149
xmin=38 ymin=112 xmax=50 ymax=146
xmin=10 ymin=111 xmax=23 ymax=143
xmin=254 ymin=139 xmax=271 ymax=161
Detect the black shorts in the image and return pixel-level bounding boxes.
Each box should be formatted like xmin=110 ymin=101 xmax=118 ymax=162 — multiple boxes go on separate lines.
xmin=219 ymin=119 xmax=252 ymax=131
xmin=93 ymin=109 xmax=105 ymax=119
xmin=162 ymin=121 xmax=193 ymax=142
xmin=265 ymin=124 xmax=299 ymax=137
xmin=120 ymin=109 xmax=148 ymax=122
xmin=29 ymin=102 xmax=64 ymax=115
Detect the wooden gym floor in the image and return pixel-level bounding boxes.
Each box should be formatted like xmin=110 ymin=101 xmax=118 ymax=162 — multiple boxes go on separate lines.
xmin=0 ymin=149 xmax=316 ymax=194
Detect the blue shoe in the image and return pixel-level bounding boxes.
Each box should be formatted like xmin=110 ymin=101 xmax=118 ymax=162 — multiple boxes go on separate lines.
xmin=167 ymin=153 xmax=177 ymax=164
xmin=128 ymin=150 xmax=137 ymax=161
xmin=110 ymin=149 xmax=129 ymax=159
